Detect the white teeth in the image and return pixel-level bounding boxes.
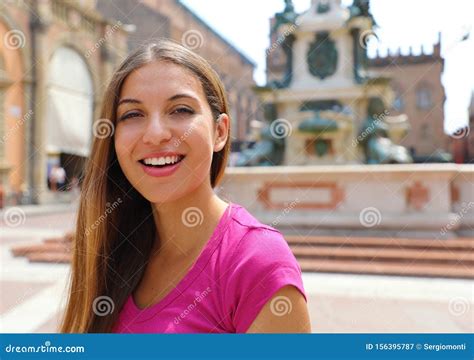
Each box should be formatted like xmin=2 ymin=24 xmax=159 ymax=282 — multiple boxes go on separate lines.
xmin=143 ymin=155 xmax=181 ymax=166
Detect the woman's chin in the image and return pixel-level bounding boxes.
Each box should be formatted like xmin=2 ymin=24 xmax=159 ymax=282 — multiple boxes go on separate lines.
xmin=131 ymin=172 xmax=208 ymax=204
xmin=142 ymin=192 xmax=185 ymax=204
xmin=136 ymin=186 xmax=190 ymax=204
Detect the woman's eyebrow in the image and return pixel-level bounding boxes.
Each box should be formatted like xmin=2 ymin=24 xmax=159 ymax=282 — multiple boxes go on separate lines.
xmin=167 ymin=93 xmax=199 ymax=102
xmin=117 ymin=98 xmax=141 ymax=107
xmin=117 ymin=94 xmax=198 ymax=108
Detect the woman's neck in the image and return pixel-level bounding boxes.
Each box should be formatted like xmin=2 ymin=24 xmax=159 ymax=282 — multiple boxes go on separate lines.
xmin=151 ymin=182 xmax=229 ymax=260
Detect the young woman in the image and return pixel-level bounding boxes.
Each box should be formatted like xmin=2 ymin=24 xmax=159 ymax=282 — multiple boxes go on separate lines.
xmin=60 ymin=39 xmax=310 ymax=333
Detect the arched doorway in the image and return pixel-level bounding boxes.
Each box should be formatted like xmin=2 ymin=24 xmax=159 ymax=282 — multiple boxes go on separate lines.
xmin=0 ymin=52 xmax=7 ymax=165
xmin=0 ymin=51 xmax=8 ymax=201
xmin=46 ymin=46 xmax=93 ymax=192
xmin=0 ymin=19 xmax=26 ymax=205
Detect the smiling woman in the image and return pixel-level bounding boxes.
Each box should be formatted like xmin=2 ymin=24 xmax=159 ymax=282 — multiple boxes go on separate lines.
xmin=60 ymin=39 xmax=310 ymax=334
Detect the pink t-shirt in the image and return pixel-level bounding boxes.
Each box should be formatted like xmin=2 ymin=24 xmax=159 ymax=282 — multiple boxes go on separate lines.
xmin=112 ymin=202 xmax=307 ymax=333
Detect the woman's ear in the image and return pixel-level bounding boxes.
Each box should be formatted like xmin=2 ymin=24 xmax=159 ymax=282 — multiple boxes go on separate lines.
xmin=213 ymin=113 xmax=230 ymax=152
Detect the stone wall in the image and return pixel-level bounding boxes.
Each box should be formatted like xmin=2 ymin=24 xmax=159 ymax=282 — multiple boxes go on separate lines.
xmin=217 ymin=164 xmax=474 ymax=238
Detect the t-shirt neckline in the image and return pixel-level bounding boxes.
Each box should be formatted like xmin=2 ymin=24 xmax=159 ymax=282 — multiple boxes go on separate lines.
xmin=127 ymin=201 xmax=236 ymax=318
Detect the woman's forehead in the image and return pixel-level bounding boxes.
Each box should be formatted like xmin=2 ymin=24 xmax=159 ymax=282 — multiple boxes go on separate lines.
xmin=120 ymin=61 xmax=204 ymax=101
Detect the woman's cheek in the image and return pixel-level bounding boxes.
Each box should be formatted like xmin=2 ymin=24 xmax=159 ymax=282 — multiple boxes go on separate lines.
xmin=114 ymin=131 xmax=134 ymax=171
xmin=115 ymin=125 xmax=135 ymax=153
xmin=114 ymin=136 xmax=124 ymax=163
xmin=187 ymin=123 xmax=214 ymax=154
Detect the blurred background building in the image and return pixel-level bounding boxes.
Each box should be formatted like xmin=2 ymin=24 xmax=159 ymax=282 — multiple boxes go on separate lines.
xmin=242 ymin=0 xmax=452 ymax=167
xmin=0 ymin=0 xmax=259 ymax=205
xmin=0 ymin=0 xmax=471 ymax=206
xmin=1 ymin=0 xmax=128 ymax=205
xmin=96 ymin=0 xmax=259 ymax=143
xmin=451 ymin=92 xmax=474 ymax=164
xmin=368 ymin=38 xmax=450 ymax=163
xmin=1 ymin=0 xmax=472 ymax=334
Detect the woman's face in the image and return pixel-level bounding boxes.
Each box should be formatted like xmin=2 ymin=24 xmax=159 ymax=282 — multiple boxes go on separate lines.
xmin=114 ymin=60 xmax=227 ymax=203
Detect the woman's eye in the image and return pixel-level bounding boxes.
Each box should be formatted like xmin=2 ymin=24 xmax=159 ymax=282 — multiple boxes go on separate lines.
xmin=172 ymin=107 xmax=194 ymax=115
xmin=119 ymin=112 xmax=142 ymax=121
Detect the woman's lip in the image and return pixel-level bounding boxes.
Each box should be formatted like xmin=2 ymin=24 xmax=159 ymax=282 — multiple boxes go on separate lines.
xmin=139 ymin=155 xmax=185 ymax=164
xmin=139 ymin=157 xmax=184 ymax=178
xmin=139 ymin=153 xmax=185 ymax=160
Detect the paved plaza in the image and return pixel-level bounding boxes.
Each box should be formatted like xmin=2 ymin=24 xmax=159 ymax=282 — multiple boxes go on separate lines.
xmin=1 ymin=205 xmax=472 ymax=333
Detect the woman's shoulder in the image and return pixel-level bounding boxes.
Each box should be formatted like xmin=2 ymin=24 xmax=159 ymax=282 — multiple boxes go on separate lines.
xmin=228 ymin=202 xmax=281 ymax=234
xmin=224 ymin=203 xmax=300 ymax=272
xmin=219 ymin=203 xmax=307 ymax=333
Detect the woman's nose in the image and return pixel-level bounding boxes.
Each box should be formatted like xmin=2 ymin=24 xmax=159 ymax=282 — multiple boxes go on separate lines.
xmin=141 ymin=114 xmax=172 ymax=145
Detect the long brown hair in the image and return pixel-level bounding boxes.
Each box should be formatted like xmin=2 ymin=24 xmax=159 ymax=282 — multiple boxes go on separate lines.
xmin=60 ymin=39 xmax=231 ymax=333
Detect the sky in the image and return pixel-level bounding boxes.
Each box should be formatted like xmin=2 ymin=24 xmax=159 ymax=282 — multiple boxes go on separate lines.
xmin=181 ymin=0 xmax=474 ymax=133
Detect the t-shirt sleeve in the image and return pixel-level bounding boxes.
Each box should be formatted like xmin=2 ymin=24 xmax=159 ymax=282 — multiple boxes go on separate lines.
xmin=223 ymin=227 xmax=307 ymax=333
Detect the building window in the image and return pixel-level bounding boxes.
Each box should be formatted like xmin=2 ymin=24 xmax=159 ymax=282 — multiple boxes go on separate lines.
xmin=416 ymin=86 xmax=432 ymax=110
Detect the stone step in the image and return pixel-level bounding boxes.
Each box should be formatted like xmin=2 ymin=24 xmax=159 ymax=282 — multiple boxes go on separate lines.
xmin=43 ymin=231 xmax=74 ymax=243
xmin=10 ymin=233 xmax=474 ymax=279
xmin=297 ymin=259 xmax=474 ymax=279
xmin=288 ymin=236 xmax=474 ymax=278
xmin=290 ymin=245 xmax=474 ymax=263
xmin=285 ymin=235 xmax=474 ymax=250
xmin=11 ymin=242 xmax=71 ymax=257
xmin=26 ymin=252 xmax=72 ymax=263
